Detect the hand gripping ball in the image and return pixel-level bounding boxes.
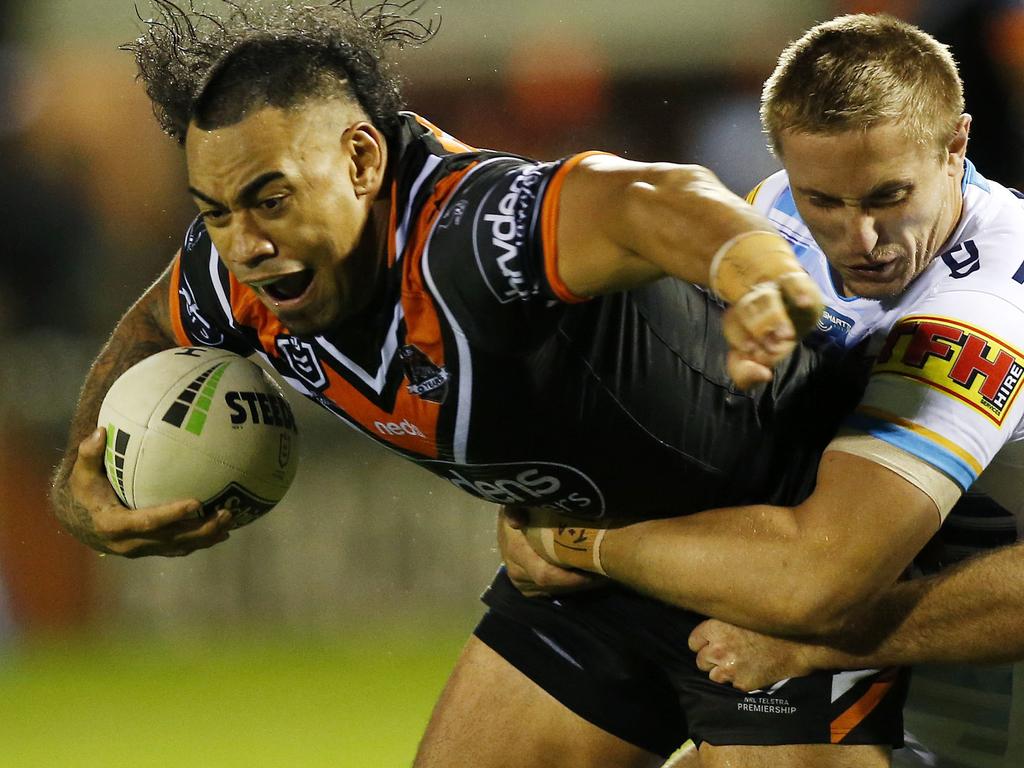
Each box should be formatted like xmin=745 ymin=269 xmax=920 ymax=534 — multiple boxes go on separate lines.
xmin=97 ymin=347 xmax=299 ymax=527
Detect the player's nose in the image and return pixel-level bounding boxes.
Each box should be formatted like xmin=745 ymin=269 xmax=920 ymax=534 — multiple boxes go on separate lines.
xmin=227 ymin=212 xmax=275 ymax=269
xmin=844 ymin=210 xmax=879 ymax=256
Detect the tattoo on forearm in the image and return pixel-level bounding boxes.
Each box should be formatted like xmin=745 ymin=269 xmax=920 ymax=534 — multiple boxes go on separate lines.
xmin=52 ymin=481 xmax=109 ymax=552
xmin=50 ymin=267 xmax=177 ymax=544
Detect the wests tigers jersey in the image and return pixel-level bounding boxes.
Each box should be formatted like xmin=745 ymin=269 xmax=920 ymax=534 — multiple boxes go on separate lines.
xmin=169 ymin=113 xmax=857 ymax=520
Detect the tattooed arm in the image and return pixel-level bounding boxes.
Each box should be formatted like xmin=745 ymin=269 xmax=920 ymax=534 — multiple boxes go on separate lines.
xmin=50 ymin=257 xmax=233 ymax=557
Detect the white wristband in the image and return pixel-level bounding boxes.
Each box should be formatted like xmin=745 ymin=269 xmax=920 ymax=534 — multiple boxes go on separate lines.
xmin=708 ymin=230 xmax=781 ymax=301
xmin=536 ymin=524 xmax=608 ymax=575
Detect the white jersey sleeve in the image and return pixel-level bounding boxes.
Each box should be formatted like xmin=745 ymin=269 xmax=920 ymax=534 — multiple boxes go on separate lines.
xmin=830 ymin=178 xmax=1024 ymax=518
xmin=842 ymin=293 xmax=1024 ymax=503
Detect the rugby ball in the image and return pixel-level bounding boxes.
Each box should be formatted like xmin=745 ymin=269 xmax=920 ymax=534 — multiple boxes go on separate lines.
xmin=97 ymin=347 xmax=299 ymax=527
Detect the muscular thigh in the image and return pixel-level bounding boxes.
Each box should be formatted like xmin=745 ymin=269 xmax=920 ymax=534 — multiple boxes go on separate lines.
xmin=414 ymin=635 xmax=893 ymax=768
xmin=700 ymin=744 xmax=890 ymax=768
xmin=476 ymin=570 xmax=908 ymax=763
xmin=413 ymin=635 xmax=665 ymax=768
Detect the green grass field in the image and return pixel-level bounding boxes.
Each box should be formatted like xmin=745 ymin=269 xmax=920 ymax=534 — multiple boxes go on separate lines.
xmin=0 ymin=620 xmax=474 ymax=768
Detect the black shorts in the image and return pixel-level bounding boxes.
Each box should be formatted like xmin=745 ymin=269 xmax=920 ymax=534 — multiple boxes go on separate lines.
xmin=475 ymin=568 xmax=909 ymax=759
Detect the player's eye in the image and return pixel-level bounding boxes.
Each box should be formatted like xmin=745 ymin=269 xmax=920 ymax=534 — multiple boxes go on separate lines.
xmin=259 ymin=195 xmax=288 ymax=213
xmin=807 ymin=195 xmax=842 ymax=209
xmin=200 ymin=208 xmax=228 ymax=224
xmin=867 ymin=190 xmax=910 ymax=208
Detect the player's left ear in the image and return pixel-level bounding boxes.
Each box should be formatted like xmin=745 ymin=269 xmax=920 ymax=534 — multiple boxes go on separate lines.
xmin=344 ymin=121 xmax=388 ymax=199
xmin=944 ymin=113 xmax=971 ymax=173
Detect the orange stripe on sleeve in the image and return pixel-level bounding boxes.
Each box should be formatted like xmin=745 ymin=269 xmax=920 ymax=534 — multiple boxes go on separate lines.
xmin=412 ymin=114 xmax=477 ymax=154
xmin=168 ymin=255 xmax=191 ymax=347
xmin=830 ymin=679 xmax=894 ymax=744
xmin=540 ymin=151 xmax=608 ymax=304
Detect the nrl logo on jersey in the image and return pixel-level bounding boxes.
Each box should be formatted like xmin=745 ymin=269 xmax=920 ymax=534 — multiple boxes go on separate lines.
xmin=875 ymin=315 xmax=1024 ymax=425
xmin=178 ymin=274 xmax=225 ymax=346
xmin=399 ymin=344 xmax=449 ymax=403
xmin=276 ymin=336 xmax=328 ymax=391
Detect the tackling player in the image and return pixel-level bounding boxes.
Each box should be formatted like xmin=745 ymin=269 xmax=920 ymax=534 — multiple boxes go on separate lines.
xmin=512 ymin=13 xmax=1024 ymax=766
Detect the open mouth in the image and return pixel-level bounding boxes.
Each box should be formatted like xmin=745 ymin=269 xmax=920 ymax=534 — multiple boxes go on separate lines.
xmin=849 ymin=260 xmax=898 ymax=279
xmin=257 ymin=270 xmax=315 ymax=302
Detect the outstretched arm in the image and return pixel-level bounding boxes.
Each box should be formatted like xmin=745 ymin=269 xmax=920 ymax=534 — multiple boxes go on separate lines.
xmin=521 ymin=450 xmax=941 ymax=636
xmin=820 ymin=540 xmax=1024 ymax=666
xmin=688 ymin=541 xmax=1024 ymax=691
xmin=50 ymin=258 xmax=233 ymax=556
xmin=557 ymin=155 xmax=823 ymax=386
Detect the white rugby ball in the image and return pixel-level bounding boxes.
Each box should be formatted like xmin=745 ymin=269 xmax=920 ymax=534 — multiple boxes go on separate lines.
xmin=97 ymin=347 xmax=299 ymax=527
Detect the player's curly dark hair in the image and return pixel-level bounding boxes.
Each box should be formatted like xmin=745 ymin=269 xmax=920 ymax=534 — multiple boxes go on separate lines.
xmin=120 ymin=1 xmax=438 ymax=146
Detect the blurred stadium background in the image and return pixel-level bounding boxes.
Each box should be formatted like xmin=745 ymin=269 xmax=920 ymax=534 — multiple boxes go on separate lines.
xmin=2 ymin=1 xmax=1023 ymax=765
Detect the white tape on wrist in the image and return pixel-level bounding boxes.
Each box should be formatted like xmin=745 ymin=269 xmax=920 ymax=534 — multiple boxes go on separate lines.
xmin=735 ymin=280 xmax=780 ymax=304
xmin=537 ymin=524 xmax=608 ymax=575
xmin=776 ymin=269 xmax=813 ymax=284
xmin=591 ymin=527 xmax=607 ymax=575
xmin=708 ymin=230 xmax=777 ymax=300
xmin=536 ymin=525 xmax=560 ymax=563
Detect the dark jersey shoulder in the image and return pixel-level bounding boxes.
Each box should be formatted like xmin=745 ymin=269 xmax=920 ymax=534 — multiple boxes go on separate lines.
xmin=392 ymin=115 xmax=599 ymax=354
xmin=172 ymin=218 xmax=253 ymax=356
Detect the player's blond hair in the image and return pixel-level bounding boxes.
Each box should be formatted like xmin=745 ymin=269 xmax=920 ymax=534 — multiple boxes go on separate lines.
xmin=761 ymin=14 xmax=964 ymax=157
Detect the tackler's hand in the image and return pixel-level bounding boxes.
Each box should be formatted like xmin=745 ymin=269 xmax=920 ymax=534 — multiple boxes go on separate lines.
xmin=499 ymin=507 xmax=605 ymax=598
xmin=515 ymin=507 xmax=612 ymax=578
xmin=58 ymin=427 xmax=233 ymax=558
xmin=710 ymin=232 xmax=824 ymax=389
xmin=688 ymin=618 xmax=816 ymax=692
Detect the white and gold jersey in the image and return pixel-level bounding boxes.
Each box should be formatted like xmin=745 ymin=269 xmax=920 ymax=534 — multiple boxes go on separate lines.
xmin=751 ymin=162 xmax=1024 ymax=521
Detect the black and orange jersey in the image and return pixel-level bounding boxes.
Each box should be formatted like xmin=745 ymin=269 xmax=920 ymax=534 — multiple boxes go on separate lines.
xmin=168 ymin=112 xmax=862 ymax=520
